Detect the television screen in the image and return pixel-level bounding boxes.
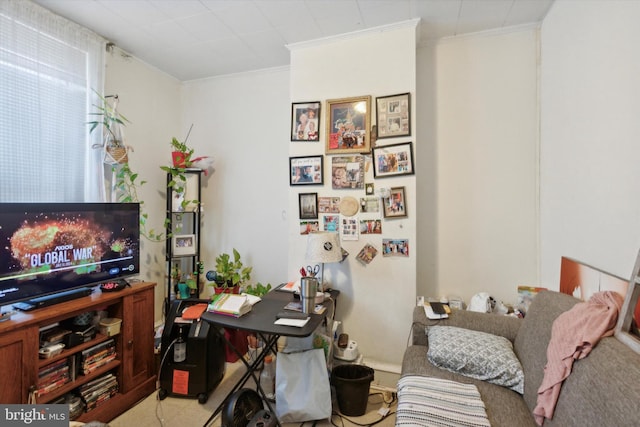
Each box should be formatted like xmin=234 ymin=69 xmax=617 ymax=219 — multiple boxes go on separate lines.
xmin=0 ymin=203 xmax=140 ymax=308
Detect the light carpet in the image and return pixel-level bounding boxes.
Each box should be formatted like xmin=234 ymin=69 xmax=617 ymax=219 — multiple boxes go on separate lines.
xmin=108 ymin=360 xmax=397 ymax=427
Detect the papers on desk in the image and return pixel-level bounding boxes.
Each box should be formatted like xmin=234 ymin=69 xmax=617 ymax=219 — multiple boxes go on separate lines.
xmin=283 ymin=301 xmax=326 ymax=315
xmin=276 ymin=281 xmax=299 ymax=292
xmin=208 ymin=293 xmax=259 ymax=318
xmin=274 ymin=317 xmax=310 ymax=328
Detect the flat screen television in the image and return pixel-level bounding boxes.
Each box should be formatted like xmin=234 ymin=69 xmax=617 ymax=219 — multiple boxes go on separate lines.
xmin=0 ymin=202 xmax=140 ymax=308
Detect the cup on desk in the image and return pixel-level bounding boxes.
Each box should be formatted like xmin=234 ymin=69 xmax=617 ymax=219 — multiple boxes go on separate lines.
xmin=300 ymin=277 xmax=318 ymax=314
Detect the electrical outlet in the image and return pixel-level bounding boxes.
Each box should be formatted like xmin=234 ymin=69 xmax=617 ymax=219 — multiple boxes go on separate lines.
xmin=416 ymin=296 xmax=424 ymax=306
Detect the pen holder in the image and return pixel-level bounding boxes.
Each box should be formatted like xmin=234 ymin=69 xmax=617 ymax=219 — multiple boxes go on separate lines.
xmin=300 ymin=277 xmax=318 ymax=314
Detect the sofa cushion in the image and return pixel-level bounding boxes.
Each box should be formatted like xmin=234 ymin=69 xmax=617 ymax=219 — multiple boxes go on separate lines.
xmin=412 ymin=306 xmax=522 ymax=347
xmin=427 ymin=325 xmax=524 ymax=394
xmin=401 ymin=346 xmax=537 ymax=427
xmin=513 ymin=291 xmax=579 ymax=412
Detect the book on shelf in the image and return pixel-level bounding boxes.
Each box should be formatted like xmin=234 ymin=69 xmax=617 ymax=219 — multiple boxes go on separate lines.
xmin=82 ymin=338 xmax=115 ymax=358
xmin=208 ymin=293 xmax=256 ymax=317
xmin=38 ymin=366 xmax=69 ymax=384
xmin=38 ymin=359 xmax=68 ymax=378
xmin=80 ymin=373 xmax=119 ymax=410
xmin=37 ymin=375 xmax=71 ymax=396
xmin=82 ymin=346 xmax=116 ymax=363
xmin=83 ymin=353 xmax=117 ymax=375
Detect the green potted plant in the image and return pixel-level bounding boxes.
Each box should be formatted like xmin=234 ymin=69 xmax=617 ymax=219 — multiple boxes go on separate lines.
xmin=160 ymin=133 xmax=199 ymax=213
xmin=88 ymin=92 xmax=130 ymax=165
xmin=208 ymin=249 xmax=252 ymax=294
xmin=169 ymin=136 xmax=194 ymax=168
xmin=88 ymin=92 xmax=167 ymax=242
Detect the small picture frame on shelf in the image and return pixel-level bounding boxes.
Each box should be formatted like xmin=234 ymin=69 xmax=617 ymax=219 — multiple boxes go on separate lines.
xmin=291 ymin=101 xmax=321 ymax=141
xmin=172 ymin=234 xmax=196 ymax=256
xmin=376 ymin=92 xmax=411 ymax=139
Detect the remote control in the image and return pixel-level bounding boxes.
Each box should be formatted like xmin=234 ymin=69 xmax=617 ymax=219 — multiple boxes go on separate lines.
xmin=276 ymin=311 xmax=309 ymax=320
xmin=13 ymin=302 xmax=35 ymax=311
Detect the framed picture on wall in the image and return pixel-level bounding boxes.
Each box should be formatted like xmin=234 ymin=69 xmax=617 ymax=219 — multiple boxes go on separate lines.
xmin=382 ymin=187 xmax=407 ymax=218
xmin=325 ymin=95 xmax=371 ymax=154
xmin=372 ymin=142 xmax=414 ymax=178
xmin=291 ymin=101 xmax=321 ymax=141
xmin=331 ymin=155 xmax=365 ymax=189
xmin=376 ymin=92 xmax=411 ymax=139
xmin=290 ymin=155 xmax=323 ymax=185
xmin=172 ymin=234 xmax=196 ymax=256
xmin=298 ymin=192 xmax=318 ymax=219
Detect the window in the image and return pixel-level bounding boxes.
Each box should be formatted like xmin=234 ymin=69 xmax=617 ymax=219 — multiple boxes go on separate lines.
xmin=0 ymin=0 xmax=105 ymax=202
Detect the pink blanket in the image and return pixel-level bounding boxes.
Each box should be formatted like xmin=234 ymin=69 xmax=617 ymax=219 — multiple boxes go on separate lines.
xmin=533 ymin=291 xmax=623 ymax=426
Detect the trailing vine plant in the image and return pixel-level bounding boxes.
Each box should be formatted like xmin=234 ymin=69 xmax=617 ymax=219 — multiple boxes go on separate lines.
xmin=89 ymin=92 xmax=168 ymax=242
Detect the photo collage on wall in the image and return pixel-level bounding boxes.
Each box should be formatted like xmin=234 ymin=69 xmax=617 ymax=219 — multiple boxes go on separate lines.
xmin=291 ymin=93 xmax=414 ymax=264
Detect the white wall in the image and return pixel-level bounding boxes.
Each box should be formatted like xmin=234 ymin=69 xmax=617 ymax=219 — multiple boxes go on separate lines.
xmin=180 ymin=69 xmax=290 ymax=298
xmin=417 ymin=27 xmax=540 ymax=306
xmin=288 ymin=22 xmax=418 ymax=369
xmin=540 ymin=0 xmax=640 ymax=286
xmin=105 ymin=50 xmax=183 ymax=319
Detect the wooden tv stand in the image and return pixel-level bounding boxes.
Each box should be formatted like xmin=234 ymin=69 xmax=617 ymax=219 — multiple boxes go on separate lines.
xmin=0 ymin=281 xmax=157 ymax=423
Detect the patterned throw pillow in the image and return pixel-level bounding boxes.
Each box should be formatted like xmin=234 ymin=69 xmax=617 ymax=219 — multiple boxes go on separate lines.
xmin=427 ymin=325 xmax=524 ymax=394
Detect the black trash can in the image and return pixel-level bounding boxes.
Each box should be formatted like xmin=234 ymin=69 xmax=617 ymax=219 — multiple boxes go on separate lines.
xmin=331 ymin=364 xmax=375 ymax=416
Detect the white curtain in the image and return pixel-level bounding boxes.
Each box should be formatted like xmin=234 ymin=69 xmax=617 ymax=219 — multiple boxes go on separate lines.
xmin=0 ymin=0 xmax=106 ymax=202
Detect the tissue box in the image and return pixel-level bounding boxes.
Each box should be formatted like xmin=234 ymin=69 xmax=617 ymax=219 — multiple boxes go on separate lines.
xmin=99 ymin=318 xmax=122 ymax=336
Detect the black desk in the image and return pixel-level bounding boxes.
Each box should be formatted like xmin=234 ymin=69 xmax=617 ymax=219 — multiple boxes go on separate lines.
xmin=201 ymin=289 xmax=337 ymax=427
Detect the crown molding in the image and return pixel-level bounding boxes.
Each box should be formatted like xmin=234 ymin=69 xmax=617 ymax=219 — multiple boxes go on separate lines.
xmin=287 ymin=18 xmax=421 ymax=52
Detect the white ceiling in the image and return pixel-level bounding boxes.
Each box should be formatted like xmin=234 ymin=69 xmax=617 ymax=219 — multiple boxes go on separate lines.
xmin=33 ymin=0 xmax=555 ymax=81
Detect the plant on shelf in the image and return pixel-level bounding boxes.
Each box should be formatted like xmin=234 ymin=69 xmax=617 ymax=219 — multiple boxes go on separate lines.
xmin=208 ymin=249 xmax=253 ymax=294
xmin=169 ymin=136 xmax=195 ymax=168
xmin=88 ymin=92 xmax=167 ymax=242
xmin=160 ymin=131 xmax=199 ymax=213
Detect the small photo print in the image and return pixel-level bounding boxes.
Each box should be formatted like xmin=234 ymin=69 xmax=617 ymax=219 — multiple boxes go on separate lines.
xmin=356 ymin=243 xmax=378 ymax=265
xmin=300 ymin=220 xmax=319 ymax=235
xmin=323 ymin=215 xmax=339 ymax=232
xmin=360 ymin=197 xmax=380 ymax=213
xmin=319 ymin=197 xmax=341 ymax=213
xmin=341 ymin=217 xmax=359 ymax=240
xmin=382 ymin=238 xmax=409 ymax=257
xmin=360 ymin=219 xmax=382 ymax=234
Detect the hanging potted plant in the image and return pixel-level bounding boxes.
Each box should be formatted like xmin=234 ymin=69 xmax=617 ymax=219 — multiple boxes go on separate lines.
xmin=88 ymin=92 xmax=168 ymax=242
xmin=208 ymin=249 xmax=252 ymax=295
xmin=88 ymin=92 xmax=130 ymax=164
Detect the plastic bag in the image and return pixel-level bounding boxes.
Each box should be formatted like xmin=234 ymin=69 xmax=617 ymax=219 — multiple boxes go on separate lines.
xmin=275 ymin=348 xmax=331 ymax=422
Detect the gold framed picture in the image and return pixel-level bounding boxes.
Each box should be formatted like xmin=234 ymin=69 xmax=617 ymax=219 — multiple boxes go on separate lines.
xmin=325 ymin=95 xmax=371 ymax=154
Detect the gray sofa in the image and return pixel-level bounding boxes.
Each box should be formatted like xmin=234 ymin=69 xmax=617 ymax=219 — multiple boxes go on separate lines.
xmin=401 ymin=290 xmax=640 ymax=426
